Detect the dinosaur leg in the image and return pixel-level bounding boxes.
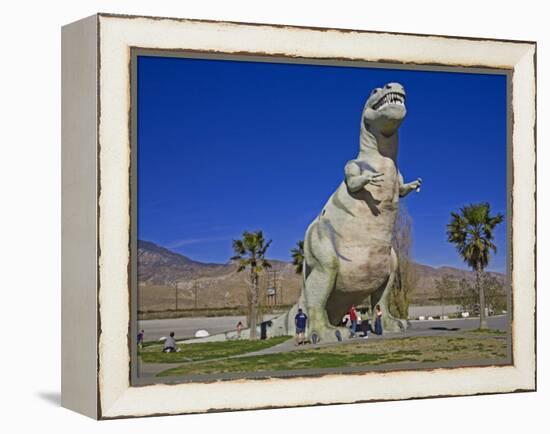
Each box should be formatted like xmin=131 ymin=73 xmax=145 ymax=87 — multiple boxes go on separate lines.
xmin=303 ymin=266 xmax=347 ymax=343
xmin=371 ymin=248 xmax=409 ymax=332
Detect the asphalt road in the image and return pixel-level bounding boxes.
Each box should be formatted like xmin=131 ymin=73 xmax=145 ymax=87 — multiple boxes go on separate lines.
xmin=410 ymin=314 xmax=508 ymax=331
xmin=408 ymin=304 xmax=462 ymax=318
xmin=138 ymin=313 xmax=508 ymax=341
xmin=138 ymin=314 xmax=278 ymax=341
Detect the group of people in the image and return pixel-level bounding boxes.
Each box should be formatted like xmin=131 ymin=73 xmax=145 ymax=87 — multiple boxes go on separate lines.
xmin=293 ymin=304 xmax=384 ymax=344
xmin=137 ymin=305 xmax=384 ymax=351
xmin=343 ymin=304 xmax=383 ymax=338
xmin=137 ymin=329 xmax=180 ymax=353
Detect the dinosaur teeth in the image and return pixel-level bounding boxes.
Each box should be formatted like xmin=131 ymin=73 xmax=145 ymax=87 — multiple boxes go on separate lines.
xmin=373 ymin=92 xmax=405 ymax=110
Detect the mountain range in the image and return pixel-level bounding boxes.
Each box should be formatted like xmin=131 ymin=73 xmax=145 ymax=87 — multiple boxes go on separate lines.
xmin=137 ymin=240 xmax=506 ymax=311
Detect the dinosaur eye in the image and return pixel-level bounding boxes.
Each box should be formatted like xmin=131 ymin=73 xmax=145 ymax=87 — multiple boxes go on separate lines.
xmin=371 ymin=89 xmax=378 ymax=96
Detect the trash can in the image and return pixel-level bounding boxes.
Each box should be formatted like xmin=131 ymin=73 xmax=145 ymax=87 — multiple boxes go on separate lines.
xmin=260 ymin=320 xmax=272 ymax=340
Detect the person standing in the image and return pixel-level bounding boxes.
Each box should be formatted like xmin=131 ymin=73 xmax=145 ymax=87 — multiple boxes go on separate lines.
xmin=294 ymin=308 xmax=308 ymax=346
xmin=137 ymin=329 xmax=144 ymax=349
xmin=236 ymin=321 xmax=243 ymax=339
xmin=349 ymin=304 xmax=358 ymax=338
xmin=374 ymin=304 xmax=383 ymax=336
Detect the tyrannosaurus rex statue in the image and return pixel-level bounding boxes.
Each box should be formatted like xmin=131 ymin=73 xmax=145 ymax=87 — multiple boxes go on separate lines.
xmin=188 ymin=82 xmax=421 ymax=343
xmin=270 ymin=82 xmax=422 ymax=342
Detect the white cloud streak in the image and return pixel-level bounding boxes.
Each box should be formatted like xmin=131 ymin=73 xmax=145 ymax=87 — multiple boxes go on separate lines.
xmin=167 ymin=236 xmax=233 ymax=248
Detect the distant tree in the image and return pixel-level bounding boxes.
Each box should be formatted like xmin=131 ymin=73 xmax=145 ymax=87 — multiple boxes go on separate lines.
xmin=457 ymin=278 xmax=478 ymax=314
xmin=446 ymin=203 xmax=504 ymax=328
xmin=290 ymin=240 xmax=305 ymax=275
xmin=455 ymin=273 xmax=506 ymax=316
xmin=231 ymin=231 xmax=272 ymax=339
xmin=390 ymin=205 xmax=417 ymax=319
xmin=434 ymin=275 xmax=457 ymax=318
xmin=482 ymin=273 xmax=507 ymax=314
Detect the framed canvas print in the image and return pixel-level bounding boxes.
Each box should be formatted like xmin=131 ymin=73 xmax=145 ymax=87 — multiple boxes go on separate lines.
xmin=61 ymin=13 xmax=536 ymax=419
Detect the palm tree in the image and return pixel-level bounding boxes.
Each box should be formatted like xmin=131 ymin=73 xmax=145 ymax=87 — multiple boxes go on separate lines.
xmin=290 ymin=240 xmax=305 ymax=275
xmin=231 ymin=231 xmax=272 ymax=339
xmin=446 ymin=203 xmax=503 ymax=329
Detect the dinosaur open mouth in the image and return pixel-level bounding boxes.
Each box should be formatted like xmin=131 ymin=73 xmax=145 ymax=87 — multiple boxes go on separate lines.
xmin=373 ymin=92 xmax=406 ymax=110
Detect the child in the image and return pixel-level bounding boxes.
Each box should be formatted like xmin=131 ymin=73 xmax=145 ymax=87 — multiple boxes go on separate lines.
xmin=137 ymin=330 xmax=144 ymax=349
xmin=236 ymin=321 xmax=243 ymax=339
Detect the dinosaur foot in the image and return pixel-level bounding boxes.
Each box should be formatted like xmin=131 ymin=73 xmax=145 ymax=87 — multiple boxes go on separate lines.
xmin=382 ymin=314 xmax=410 ymax=332
xmin=308 ymin=324 xmax=351 ymax=344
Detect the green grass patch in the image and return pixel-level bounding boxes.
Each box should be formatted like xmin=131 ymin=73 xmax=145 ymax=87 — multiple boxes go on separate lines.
xmin=156 ymin=333 xmax=509 ymax=377
xmin=158 ymin=351 xmax=382 ymax=376
xmin=140 ymin=336 xmax=289 ymax=364
xmin=467 ymin=328 xmax=507 ymax=336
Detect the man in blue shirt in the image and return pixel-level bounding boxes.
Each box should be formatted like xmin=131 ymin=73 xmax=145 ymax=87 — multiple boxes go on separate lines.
xmin=294 ymin=308 xmax=308 ymax=346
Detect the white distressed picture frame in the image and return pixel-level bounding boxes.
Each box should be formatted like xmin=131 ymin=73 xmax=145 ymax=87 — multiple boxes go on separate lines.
xmin=61 ymin=13 xmax=536 ymax=419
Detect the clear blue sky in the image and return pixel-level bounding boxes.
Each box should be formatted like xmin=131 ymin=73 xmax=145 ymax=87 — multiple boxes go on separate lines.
xmin=137 ymin=55 xmax=508 ymax=272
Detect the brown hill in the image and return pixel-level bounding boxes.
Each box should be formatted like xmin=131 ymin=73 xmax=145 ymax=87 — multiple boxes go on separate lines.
xmin=137 ymin=240 xmax=505 ymax=311
xmin=138 ymin=240 xmax=302 ymax=311
xmin=413 ymin=263 xmax=506 ymax=302
xmin=138 ymin=240 xmax=230 ymax=283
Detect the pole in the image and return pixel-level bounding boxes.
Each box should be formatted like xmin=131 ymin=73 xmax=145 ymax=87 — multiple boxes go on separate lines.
xmin=274 ymin=270 xmax=277 ymax=306
xmin=175 ymin=282 xmax=178 ymax=312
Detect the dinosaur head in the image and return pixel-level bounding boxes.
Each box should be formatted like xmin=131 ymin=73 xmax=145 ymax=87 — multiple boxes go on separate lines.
xmin=363 ymin=82 xmax=406 ymax=137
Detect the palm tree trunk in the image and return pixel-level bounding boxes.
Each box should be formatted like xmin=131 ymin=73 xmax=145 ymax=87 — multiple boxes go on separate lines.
xmin=246 ymin=290 xmax=252 ymax=328
xmin=249 ymin=271 xmax=258 ymax=339
xmin=476 ymin=265 xmax=488 ymax=329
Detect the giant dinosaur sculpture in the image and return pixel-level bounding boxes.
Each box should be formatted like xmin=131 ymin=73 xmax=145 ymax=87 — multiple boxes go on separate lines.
xmin=269 ymin=82 xmax=422 ymax=342
xmin=187 ymin=82 xmax=421 ymax=344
